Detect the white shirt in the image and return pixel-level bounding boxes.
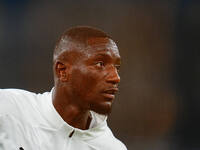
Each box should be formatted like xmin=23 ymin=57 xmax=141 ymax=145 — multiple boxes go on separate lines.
xmin=0 ymin=88 xmax=127 ymax=150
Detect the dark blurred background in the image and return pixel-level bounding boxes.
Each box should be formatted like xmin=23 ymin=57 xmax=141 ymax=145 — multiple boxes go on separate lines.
xmin=0 ymin=0 xmax=200 ymax=149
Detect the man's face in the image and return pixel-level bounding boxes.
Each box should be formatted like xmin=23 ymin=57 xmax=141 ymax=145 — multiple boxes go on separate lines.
xmin=68 ymin=38 xmax=121 ymax=115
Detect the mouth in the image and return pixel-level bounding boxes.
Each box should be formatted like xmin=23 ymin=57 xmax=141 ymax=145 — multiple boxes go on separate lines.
xmin=102 ymin=88 xmax=119 ymax=100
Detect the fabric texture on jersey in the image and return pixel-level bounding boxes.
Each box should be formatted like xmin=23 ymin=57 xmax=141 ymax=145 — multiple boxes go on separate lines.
xmin=0 ymin=88 xmax=127 ymax=150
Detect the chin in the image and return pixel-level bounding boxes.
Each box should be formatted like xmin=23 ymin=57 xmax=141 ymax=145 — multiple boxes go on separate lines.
xmin=90 ymin=102 xmax=112 ymax=115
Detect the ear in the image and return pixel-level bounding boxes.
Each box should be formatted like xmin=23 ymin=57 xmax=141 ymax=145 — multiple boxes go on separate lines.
xmin=55 ymin=61 xmax=70 ymax=82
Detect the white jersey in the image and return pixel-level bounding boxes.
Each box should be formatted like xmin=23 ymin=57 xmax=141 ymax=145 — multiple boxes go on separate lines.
xmin=0 ymin=88 xmax=127 ymax=150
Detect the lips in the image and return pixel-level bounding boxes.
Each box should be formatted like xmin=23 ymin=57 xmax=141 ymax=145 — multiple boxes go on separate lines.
xmin=102 ymin=88 xmax=119 ymax=99
xmin=103 ymin=88 xmax=118 ymax=94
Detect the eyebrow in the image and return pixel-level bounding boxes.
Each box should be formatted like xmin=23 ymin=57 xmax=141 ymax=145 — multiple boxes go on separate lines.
xmin=91 ymin=52 xmax=121 ymax=63
xmin=95 ymin=53 xmax=111 ymax=57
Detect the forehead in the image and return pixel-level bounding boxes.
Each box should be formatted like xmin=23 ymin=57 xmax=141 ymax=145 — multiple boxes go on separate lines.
xmin=55 ymin=37 xmax=120 ymax=63
xmin=85 ymin=37 xmax=120 ymax=57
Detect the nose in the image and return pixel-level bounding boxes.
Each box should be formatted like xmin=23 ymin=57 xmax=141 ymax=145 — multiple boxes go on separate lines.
xmin=106 ymin=66 xmax=120 ymax=84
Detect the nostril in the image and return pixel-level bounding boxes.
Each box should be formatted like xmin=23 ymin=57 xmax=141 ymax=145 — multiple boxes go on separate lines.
xmin=107 ymin=78 xmax=120 ymax=84
xmin=106 ymin=66 xmax=120 ymax=83
xmin=106 ymin=75 xmax=120 ymax=84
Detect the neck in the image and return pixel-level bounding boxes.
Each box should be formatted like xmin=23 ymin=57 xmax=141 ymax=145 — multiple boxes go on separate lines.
xmin=52 ymin=86 xmax=91 ymax=130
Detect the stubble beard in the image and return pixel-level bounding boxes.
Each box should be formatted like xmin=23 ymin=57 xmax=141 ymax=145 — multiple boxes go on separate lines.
xmin=89 ymin=101 xmax=113 ymax=116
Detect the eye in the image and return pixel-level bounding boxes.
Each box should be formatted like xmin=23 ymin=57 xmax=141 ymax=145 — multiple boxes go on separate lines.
xmin=95 ymin=61 xmax=105 ymax=68
xmin=115 ymin=65 xmax=120 ymax=72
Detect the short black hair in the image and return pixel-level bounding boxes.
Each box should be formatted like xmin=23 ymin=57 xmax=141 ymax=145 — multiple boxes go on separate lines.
xmin=53 ymin=26 xmax=112 ymax=61
xmin=60 ymin=26 xmax=111 ymax=43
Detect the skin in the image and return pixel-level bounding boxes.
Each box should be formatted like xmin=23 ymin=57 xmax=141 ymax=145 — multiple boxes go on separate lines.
xmin=52 ymin=37 xmax=121 ymax=130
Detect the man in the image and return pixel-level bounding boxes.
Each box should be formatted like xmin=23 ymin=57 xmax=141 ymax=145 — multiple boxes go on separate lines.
xmin=0 ymin=26 xmax=127 ymax=150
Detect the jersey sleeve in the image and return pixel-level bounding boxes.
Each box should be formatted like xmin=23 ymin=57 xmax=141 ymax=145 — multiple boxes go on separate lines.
xmin=0 ymin=89 xmax=22 ymax=149
xmin=0 ymin=115 xmax=17 ymax=150
xmin=0 ymin=89 xmax=18 ymax=116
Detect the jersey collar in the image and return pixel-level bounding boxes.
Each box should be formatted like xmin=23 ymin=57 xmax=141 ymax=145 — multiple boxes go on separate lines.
xmin=42 ymin=88 xmax=108 ymax=140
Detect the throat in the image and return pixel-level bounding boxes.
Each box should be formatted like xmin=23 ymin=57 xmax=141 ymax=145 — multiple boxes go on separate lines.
xmin=67 ymin=111 xmax=92 ymax=130
xmin=53 ymin=101 xmax=92 ymax=130
xmin=52 ymin=88 xmax=92 ymax=130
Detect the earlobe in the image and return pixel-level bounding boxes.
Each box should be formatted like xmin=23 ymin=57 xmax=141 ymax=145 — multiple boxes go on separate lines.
xmin=55 ymin=61 xmax=69 ymax=82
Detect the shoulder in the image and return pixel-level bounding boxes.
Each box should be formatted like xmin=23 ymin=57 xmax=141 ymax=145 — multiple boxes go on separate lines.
xmin=0 ymin=88 xmax=37 ymax=110
xmin=105 ymin=127 xmax=127 ymax=150
xmin=0 ymin=88 xmax=51 ymax=102
xmin=0 ymin=88 xmax=37 ymax=99
xmin=91 ymin=125 xmax=127 ymax=150
xmin=0 ymin=88 xmax=49 ymax=119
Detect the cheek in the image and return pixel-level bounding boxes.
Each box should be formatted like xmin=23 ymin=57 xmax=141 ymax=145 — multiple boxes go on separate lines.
xmin=70 ymin=68 xmax=102 ymax=96
xmin=85 ymin=72 xmax=101 ymax=91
